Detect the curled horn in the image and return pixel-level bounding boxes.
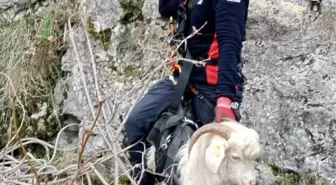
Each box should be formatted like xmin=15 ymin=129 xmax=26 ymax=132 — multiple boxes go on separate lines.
xmin=188 ymin=123 xmax=234 ymax=154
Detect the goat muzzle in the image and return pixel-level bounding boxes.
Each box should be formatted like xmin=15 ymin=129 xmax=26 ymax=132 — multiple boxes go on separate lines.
xmin=188 ymin=122 xmax=233 ymax=154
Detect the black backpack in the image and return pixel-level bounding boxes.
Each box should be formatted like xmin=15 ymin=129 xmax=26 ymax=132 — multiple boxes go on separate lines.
xmin=146 ymin=92 xmax=201 ymax=184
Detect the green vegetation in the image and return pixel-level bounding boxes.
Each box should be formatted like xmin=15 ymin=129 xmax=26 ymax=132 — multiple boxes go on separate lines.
xmin=268 ymin=163 xmax=301 ymax=184
xmin=123 ymin=66 xmax=139 ymax=77
xmin=0 ymin=0 xmax=78 ymax=148
xmin=86 ymin=16 xmax=112 ymax=51
xmin=268 ymin=163 xmax=331 ymax=185
xmin=119 ymin=0 xmax=145 ymax=23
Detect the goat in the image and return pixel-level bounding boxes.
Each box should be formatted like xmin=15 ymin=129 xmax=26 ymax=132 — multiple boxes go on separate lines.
xmin=146 ymin=119 xmax=261 ymax=185
xmin=176 ymin=119 xmax=261 ymax=185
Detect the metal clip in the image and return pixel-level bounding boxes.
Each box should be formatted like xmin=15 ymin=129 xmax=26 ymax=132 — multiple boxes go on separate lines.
xmin=166 ymin=134 xmax=173 ymax=143
xmin=183 ymin=117 xmax=199 ymax=129
xmin=160 ymin=143 xmax=168 ymax=150
xmin=159 ymin=134 xmax=173 ymax=150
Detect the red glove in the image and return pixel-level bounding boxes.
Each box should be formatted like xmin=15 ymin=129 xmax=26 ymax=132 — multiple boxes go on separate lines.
xmin=215 ymin=97 xmax=236 ymax=122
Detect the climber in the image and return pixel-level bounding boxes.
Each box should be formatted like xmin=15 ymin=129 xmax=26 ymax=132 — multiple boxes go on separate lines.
xmin=124 ymin=0 xmax=249 ymax=184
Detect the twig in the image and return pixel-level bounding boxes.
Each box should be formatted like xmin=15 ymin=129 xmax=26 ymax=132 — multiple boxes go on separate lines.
xmin=113 ymin=70 xmax=157 ymax=140
xmin=86 ymin=173 xmax=92 ymax=185
xmin=135 ymin=142 xmax=146 ymax=185
xmin=19 ymin=140 xmax=40 ymax=185
xmin=0 ymin=179 xmax=32 ymax=185
xmin=2 ymin=71 xmax=41 ymax=185
xmin=87 ymin=162 xmax=109 ymax=185
xmin=170 ymin=21 xmax=208 ymax=58
xmin=68 ymin=13 xmax=115 ymax=152
xmin=107 ymin=59 xmax=169 ymax=124
xmin=68 ymin=14 xmax=118 ymax=184
xmin=67 ymin=15 xmax=95 ymax=119
xmin=80 ymin=17 xmax=108 ymax=119
xmin=72 ymin=101 xmax=103 ymax=183
xmin=48 ymin=123 xmax=79 ymax=163
xmin=114 ymin=153 xmax=119 ymax=185
xmin=0 ymin=72 xmax=26 ymax=150
xmin=115 ymin=156 xmax=138 ymax=185
xmin=0 ymin=136 xmax=77 ymax=158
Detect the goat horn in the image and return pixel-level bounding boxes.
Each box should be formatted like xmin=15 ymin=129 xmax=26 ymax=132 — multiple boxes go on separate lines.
xmin=188 ymin=123 xmax=234 ymax=154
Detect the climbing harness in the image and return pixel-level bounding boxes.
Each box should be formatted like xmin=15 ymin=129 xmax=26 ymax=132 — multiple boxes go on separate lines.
xmin=167 ymin=0 xmax=200 ymax=56
xmin=146 ymin=0 xmax=246 ymax=184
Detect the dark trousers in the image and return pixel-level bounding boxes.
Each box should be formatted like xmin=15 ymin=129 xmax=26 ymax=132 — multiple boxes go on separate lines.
xmin=124 ymin=76 xmax=217 ymax=184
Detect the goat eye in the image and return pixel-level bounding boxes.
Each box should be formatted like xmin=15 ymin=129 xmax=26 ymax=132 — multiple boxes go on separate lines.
xmin=231 ymin=154 xmax=241 ymax=160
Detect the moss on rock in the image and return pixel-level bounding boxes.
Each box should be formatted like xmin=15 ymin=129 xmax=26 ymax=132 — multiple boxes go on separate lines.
xmin=268 ymin=163 xmax=300 ymax=184
xmin=86 ymin=16 xmax=112 ymax=51
xmin=123 ymin=66 xmax=139 ymax=77
xmin=119 ymin=0 xmax=145 ymax=23
xmin=115 ymin=24 xmax=144 ymax=77
xmin=268 ymin=163 xmax=332 ymax=185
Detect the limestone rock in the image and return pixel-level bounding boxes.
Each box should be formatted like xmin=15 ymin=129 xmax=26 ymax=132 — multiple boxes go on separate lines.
xmin=241 ymin=0 xmax=336 ymax=183
xmin=51 ymin=0 xmax=336 ymax=184
xmin=82 ymin=0 xmax=123 ymax=32
xmin=0 ymin=0 xmax=46 ymax=21
xmin=56 ymin=0 xmax=168 ymax=158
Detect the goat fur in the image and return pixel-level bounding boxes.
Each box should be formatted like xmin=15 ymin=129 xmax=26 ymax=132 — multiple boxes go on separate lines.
xmin=146 ymin=145 xmax=157 ymax=171
xmin=146 ymin=120 xmax=261 ymax=185
xmin=176 ymin=120 xmax=261 ymax=185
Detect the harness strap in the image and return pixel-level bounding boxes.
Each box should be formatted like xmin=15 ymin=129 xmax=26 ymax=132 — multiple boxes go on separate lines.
xmin=167 ymin=50 xmax=194 ymax=114
xmin=167 ymin=0 xmax=198 ymax=113
xmin=189 ymin=85 xmax=215 ymax=110
xmin=175 ymin=0 xmax=200 ymax=42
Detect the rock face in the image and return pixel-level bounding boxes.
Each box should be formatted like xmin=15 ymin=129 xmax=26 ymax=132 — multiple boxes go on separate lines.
xmin=55 ymin=0 xmax=169 ymax=158
xmin=2 ymin=0 xmax=336 ymax=184
xmin=56 ymin=0 xmax=336 ymax=183
xmin=240 ymin=0 xmax=336 ymax=183
xmin=0 ymin=0 xmax=46 ymax=21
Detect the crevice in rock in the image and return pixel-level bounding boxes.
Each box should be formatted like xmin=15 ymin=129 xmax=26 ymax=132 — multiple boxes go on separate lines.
xmin=86 ymin=16 xmax=112 ymax=51
xmin=59 ymin=113 xmax=81 ymax=125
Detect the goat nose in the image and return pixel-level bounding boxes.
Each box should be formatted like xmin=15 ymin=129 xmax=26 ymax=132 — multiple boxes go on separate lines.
xmin=249 ymin=180 xmax=256 ymax=185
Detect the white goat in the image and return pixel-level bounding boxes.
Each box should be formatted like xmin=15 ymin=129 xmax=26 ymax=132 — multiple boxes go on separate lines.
xmin=146 ymin=119 xmax=261 ymax=185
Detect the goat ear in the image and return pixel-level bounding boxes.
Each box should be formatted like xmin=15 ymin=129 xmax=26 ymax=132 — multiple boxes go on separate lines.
xmin=204 ymin=136 xmax=228 ymax=174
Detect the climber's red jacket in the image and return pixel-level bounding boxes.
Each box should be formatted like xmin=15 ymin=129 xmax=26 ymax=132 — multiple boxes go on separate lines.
xmin=159 ymin=0 xmax=249 ymax=102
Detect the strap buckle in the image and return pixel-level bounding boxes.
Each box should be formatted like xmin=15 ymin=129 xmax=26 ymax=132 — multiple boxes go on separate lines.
xmin=182 ymin=117 xmax=199 ymax=129
xmin=159 ymin=133 xmax=174 ymax=150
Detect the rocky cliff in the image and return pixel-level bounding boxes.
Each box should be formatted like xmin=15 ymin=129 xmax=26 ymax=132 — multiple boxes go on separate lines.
xmin=0 ymin=0 xmax=336 ymax=184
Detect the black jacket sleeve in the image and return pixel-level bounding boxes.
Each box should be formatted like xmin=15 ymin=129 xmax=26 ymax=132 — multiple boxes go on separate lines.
xmin=212 ymin=0 xmax=249 ymax=101
xmin=158 ymin=0 xmax=180 ymax=17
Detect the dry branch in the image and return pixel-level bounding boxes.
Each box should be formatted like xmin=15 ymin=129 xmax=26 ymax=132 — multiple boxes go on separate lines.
xmin=0 ymin=7 xmax=210 ymax=185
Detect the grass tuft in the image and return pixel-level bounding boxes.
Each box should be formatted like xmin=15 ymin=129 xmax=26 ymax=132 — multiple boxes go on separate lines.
xmin=0 ymin=0 xmax=79 ymax=148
